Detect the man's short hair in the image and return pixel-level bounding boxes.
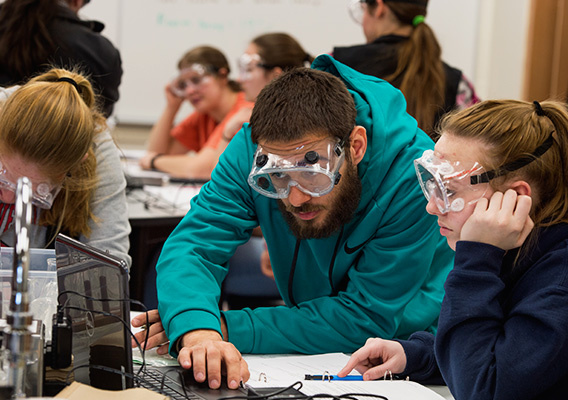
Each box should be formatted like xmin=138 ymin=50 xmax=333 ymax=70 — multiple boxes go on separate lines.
xmin=250 ymin=68 xmax=356 ymax=145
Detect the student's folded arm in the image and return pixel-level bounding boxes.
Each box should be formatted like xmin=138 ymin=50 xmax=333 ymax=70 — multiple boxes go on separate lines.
xmin=396 ymin=332 xmax=444 ymax=384
xmin=435 ymin=241 xmax=568 ymax=400
xmin=151 ymin=147 xmax=219 ymax=180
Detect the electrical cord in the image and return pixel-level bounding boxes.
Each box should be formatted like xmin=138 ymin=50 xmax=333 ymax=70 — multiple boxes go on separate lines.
xmin=57 ymin=290 xmax=151 ymax=378
xmin=56 ymin=292 xmax=391 ymax=400
xmin=126 ymin=183 xmax=199 ymax=212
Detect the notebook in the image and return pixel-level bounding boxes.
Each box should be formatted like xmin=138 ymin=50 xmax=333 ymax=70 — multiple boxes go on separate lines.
xmin=55 ymin=234 xmax=242 ymax=400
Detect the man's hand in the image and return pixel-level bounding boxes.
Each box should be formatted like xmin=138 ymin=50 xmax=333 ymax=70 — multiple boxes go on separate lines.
xmin=460 ymin=189 xmax=534 ymax=250
xmin=178 ymin=329 xmax=250 ymax=390
xmin=131 ymin=309 xmax=170 ymax=355
xmin=337 ymin=338 xmax=407 ymax=381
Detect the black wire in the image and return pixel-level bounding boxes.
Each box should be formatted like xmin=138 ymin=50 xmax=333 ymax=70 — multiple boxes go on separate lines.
xmin=156 ymin=367 xmax=192 ymax=399
xmin=305 ymin=395 xmax=388 ymax=400
xmin=128 ymin=186 xmax=195 ymax=212
xmin=57 ymin=290 xmax=152 ymax=378
xmin=218 ymin=381 xmax=304 ymax=400
xmin=63 ymin=364 xmax=194 ymax=398
xmin=57 ymin=294 xmax=390 ymax=400
xmin=339 ymin=394 xmax=388 ymax=400
xmin=218 ymin=381 xmax=389 ymax=400
xmin=60 ymin=305 xmax=148 ymax=378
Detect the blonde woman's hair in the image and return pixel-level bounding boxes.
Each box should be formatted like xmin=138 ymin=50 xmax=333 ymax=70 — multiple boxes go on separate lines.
xmin=438 ymin=99 xmax=568 ymax=227
xmin=0 ymin=67 xmax=104 ymax=239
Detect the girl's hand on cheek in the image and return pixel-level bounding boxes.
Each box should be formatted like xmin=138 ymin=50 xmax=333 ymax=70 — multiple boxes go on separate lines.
xmin=460 ymin=189 xmax=534 ymax=250
xmin=165 ymin=83 xmax=185 ymax=109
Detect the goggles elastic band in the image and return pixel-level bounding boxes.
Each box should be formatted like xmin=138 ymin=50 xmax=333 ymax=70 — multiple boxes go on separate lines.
xmin=470 ymin=132 xmax=555 ymax=184
xmin=414 ymin=150 xmax=488 ymax=214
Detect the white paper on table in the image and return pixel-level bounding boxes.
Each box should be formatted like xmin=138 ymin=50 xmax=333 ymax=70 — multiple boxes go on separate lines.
xmin=242 ymin=353 xmax=445 ymax=400
xmin=243 ymin=353 xmax=354 ymax=387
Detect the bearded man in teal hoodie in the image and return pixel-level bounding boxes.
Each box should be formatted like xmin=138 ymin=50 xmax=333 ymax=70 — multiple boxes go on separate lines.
xmin=147 ymin=55 xmax=454 ymax=389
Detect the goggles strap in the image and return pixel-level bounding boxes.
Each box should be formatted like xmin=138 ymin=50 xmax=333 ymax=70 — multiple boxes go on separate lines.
xmin=471 ymin=132 xmax=555 ymax=184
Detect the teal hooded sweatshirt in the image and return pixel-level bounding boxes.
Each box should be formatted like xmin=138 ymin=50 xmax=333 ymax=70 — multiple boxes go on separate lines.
xmin=156 ymin=54 xmax=454 ymax=355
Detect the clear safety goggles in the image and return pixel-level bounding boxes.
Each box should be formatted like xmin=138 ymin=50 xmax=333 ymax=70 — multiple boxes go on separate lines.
xmin=0 ymin=160 xmax=62 ymax=209
xmin=248 ymin=138 xmax=345 ymax=199
xmin=348 ymin=0 xmax=373 ymax=25
xmin=414 ymin=132 xmax=557 ymax=213
xmin=170 ymin=64 xmax=214 ymax=97
xmin=238 ymin=53 xmax=271 ymax=81
xmin=414 ymin=150 xmax=489 ymax=213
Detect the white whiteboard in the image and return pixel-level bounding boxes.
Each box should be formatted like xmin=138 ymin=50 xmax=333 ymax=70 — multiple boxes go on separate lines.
xmin=81 ymin=0 xmax=480 ymax=125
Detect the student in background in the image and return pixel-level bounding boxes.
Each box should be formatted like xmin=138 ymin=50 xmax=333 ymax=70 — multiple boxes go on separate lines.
xmin=239 ymin=32 xmax=313 ymax=102
xmin=220 ymin=32 xmax=314 ymax=144
xmin=338 ymin=100 xmax=568 ymax=399
xmin=139 ymin=46 xmax=253 ymax=180
xmin=0 ymin=68 xmax=131 ymax=267
xmin=134 ymin=34 xmax=313 ymax=310
xmin=334 ymin=0 xmax=479 ymax=137
xmin=0 ymin=0 xmax=122 ymax=118
xmin=133 ymin=56 xmax=453 ymax=390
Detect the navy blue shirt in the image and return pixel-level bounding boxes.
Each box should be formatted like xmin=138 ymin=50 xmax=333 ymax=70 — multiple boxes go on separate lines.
xmin=399 ymin=224 xmax=568 ymax=399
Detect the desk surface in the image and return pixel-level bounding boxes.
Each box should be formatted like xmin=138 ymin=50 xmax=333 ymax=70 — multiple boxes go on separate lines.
xmin=127 ymin=185 xmax=201 ymax=220
xmin=126 ymin=185 xmax=201 ymax=306
xmin=131 ymin=335 xmax=455 ymax=400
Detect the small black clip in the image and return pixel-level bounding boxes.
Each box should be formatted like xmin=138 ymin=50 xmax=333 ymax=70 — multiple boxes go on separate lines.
xmin=304 ymin=151 xmax=319 ymax=164
xmin=533 ymin=101 xmax=545 ymax=117
xmin=334 ymin=173 xmax=341 ymax=185
xmin=256 ymin=154 xmax=269 ymax=168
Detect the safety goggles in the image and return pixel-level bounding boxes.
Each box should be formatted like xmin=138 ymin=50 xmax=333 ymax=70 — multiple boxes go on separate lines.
xmin=248 ymin=138 xmax=345 ymax=199
xmin=238 ymin=53 xmax=271 ymax=81
xmin=414 ymin=132 xmax=556 ymax=213
xmin=348 ymin=0 xmax=374 ymax=24
xmin=170 ymin=64 xmax=214 ymax=97
xmin=0 ymin=160 xmax=62 ymax=209
xmin=414 ymin=150 xmax=489 ymax=213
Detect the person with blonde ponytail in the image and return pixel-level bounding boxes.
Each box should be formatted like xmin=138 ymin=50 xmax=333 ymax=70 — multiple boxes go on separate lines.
xmin=0 ymin=68 xmax=131 ymax=267
xmin=339 ymin=99 xmax=568 ymax=399
xmin=335 ymin=0 xmax=479 ymax=138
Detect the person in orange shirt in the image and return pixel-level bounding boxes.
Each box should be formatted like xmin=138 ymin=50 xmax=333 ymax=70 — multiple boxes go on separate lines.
xmin=140 ymin=46 xmax=253 ymax=180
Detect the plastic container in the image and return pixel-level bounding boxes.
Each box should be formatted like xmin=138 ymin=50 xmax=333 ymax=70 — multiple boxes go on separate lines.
xmin=0 ymin=247 xmax=57 ymax=339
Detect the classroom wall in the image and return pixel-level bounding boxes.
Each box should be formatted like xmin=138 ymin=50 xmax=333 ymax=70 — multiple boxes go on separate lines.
xmin=81 ymin=0 xmax=490 ymax=125
xmin=475 ymin=0 xmax=531 ymax=100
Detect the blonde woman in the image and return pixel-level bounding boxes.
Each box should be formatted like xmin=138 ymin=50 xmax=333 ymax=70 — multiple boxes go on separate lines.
xmin=0 ymin=68 xmax=130 ymax=266
xmin=339 ymin=100 xmax=568 ymax=399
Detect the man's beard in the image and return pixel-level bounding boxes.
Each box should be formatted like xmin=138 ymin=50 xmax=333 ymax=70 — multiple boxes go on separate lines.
xmin=277 ymin=162 xmax=362 ymax=240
